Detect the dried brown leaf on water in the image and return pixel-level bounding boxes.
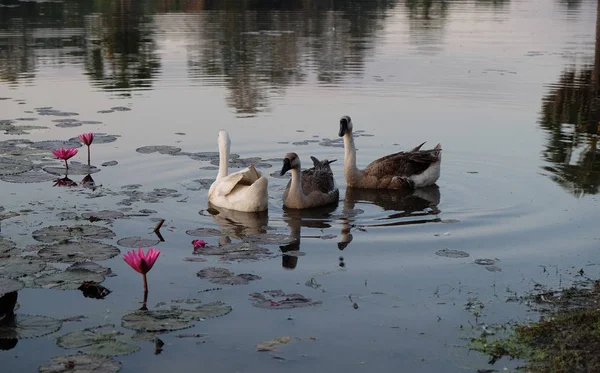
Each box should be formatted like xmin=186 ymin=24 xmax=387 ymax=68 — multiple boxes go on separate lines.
xmin=256 ymin=336 xmax=292 ymax=351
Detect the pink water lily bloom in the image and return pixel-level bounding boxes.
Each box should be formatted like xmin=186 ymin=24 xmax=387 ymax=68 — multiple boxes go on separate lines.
xmin=192 ymin=239 xmax=206 ymax=249
xmin=78 ymin=132 xmax=94 ymax=146
xmin=52 ymin=148 xmax=78 ymax=170
xmin=78 ymin=133 xmax=94 ymax=165
xmin=123 ymin=247 xmax=160 ymax=292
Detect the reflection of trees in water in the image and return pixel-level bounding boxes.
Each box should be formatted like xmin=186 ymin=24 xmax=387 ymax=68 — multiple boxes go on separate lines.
xmin=186 ymin=0 xmax=396 ymax=116
xmin=539 ymin=0 xmax=600 ymax=196
xmin=0 ymin=1 xmax=92 ymax=84
xmin=83 ymin=0 xmax=161 ymax=93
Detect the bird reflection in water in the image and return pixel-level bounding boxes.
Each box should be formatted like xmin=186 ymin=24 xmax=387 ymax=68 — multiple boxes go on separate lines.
xmin=281 ymin=203 xmax=339 ymax=269
xmin=338 ymin=185 xmax=442 ymax=250
xmin=207 ymin=202 xmax=269 ymax=240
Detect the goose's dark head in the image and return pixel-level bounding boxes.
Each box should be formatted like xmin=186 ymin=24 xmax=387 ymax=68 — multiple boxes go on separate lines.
xmin=339 ymin=116 xmax=353 ymax=137
xmin=280 ymin=153 xmax=301 ymax=176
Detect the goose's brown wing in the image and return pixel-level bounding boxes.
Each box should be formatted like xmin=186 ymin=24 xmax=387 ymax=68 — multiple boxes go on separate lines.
xmin=301 ymin=168 xmax=336 ymax=194
xmin=363 ymin=149 xmax=440 ymax=179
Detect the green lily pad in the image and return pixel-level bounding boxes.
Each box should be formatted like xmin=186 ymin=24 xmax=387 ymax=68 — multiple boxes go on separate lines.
xmin=0 ymin=315 xmax=62 ymax=339
xmin=121 ymin=310 xmax=192 ymax=332
xmin=67 ymin=262 xmax=114 ymax=277
xmin=43 ymin=162 xmax=100 ymax=176
xmin=135 ymin=146 xmax=181 ymax=155
xmin=178 ymin=301 xmax=232 ymax=320
xmin=57 ymin=325 xmax=139 ymax=356
xmin=185 ymin=228 xmax=221 ymax=237
xmin=197 ymin=268 xmax=261 ymax=285
xmin=435 ymin=249 xmax=470 ymax=259
xmin=0 ymin=277 xmax=24 ymax=297
xmin=32 ymin=140 xmax=82 ymax=150
xmin=0 ymin=157 xmax=33 ymax=175
xmin=0 ymin=257 xmax=47 ymax=278
xmin=38 ymin=354 xmax=121 ymax=373
xmin=69 ymin=134 xmax=119 ymax=145
xmin=0 ymin=171 xmax=57 ymax=183
xmin=116 ymin=237 xmax=159 ymax=248
xmin=33 ymin=225 xmax=116 ymax=243
xmin=34 ymin=269 xmax=105 ymax=290
xmin=38 ymin=241 xmax=120 ymax=263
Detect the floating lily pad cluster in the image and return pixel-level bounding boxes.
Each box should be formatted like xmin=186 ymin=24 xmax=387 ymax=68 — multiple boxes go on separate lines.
xmin=249 ymin=290 xmax=322 ymax=309
xmin=56 ymin=324 xmax=140 ymax=356
xmin=121 ymin=301 xmax=232 ymax=332
xmin=197 ymin=267 xmax=261 ymax=285
xmin=118 ymin=187 xmax=182 ymax=205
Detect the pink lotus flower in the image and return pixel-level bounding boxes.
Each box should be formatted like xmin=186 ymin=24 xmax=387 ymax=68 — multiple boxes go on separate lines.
xmin=192 ymin=240 xmax=206 ymax=249
xmin=123 ymin=247 xmax=160 ymax=292
xmin=52 ymin=148 xmax=78 ymax=170
xmin=78 ymin=133 xmax=94 ymax=165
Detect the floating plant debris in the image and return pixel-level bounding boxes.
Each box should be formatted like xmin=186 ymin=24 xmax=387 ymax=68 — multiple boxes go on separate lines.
xmin=0 ymin=277 xmax=24 ymax=297
xmin=256 ymin=336 xmax=292 ymax=351
xmin=68 ymin=134 xmax=118 ymax=145
xmin=185 ymin=228 xmax=221 ymax=237
xmin=0 ymin=171 xmax=57 ymax=183
xmin=249 ymin=290 xmax=322 ymax=309
xmin=197 ymin=267 xmax=261 ymax=285
xmin=81 ymin=210 xmax=124 ymax=221
xmin=101 ymin=161 xmax=118 ymax=167
xmin=485 ymin=265 xmax=502 ymax=272
xmin=193 ymin=242 xmax=273 ymax=262
xmin=37 ymin=241 xmax=120 ymax=263
xmin=186 ymin=152 xmax=220 ymax=161
xmin=118 ymin=188 xmax=181 ymax=205
xmin=43 ymin=162 xmax=100 ymax=176
xmin=55 ymin=122 xmax=82 ymax=128
xmin=0 ymin=314 xmax=62 ymax=339
xmin=32 ymin=225 xmax=116 ymax=243
xmin=0 ymin=157 xmax=33 ymax=175
xmin=121 ymin=310 xmax=192 ymax=332
xmin=474 ymin=258 xmax=497 ymax=266
xmin=210 ymin=156 xmax=271 ymax=169
xmin=56 ymin=212 xmax=79 ymax=220
xmin=245 ymin=233 xmax=294 ymax=245
xmin=135 ymin=146 xmax=181 ymax=155
xmin=111 ymin=106 xmax=131 ymax=111
xmin=35 ymin=108 xmax=79 ymax=117
xmin=38 ymin=354 xmax=121 ymax=373
xmin=116 ymin=237 xmax=159 ymax=248
xmin=34 ymin=269 xmax=105 ymax=290
xmin=78 ymin=282 xmax=111 ymax=299
xmin=57 ymin=325 xmax=139 ymax=356
xmin=0 ymin=237 xmax=16 ymax=255
xmin=183 ymin=257 xmax=207 ymax=262
xmin=0 ymin=257 xmax=47 ymax=278
xmin=435 ymin=249 xmax=470 ymax=258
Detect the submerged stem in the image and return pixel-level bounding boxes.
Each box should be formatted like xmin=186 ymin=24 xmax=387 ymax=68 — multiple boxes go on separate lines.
xmin=87 ymin=146 xmax=90 ymax=166
xmin=64 ymin=159 xmax=68 ymax=170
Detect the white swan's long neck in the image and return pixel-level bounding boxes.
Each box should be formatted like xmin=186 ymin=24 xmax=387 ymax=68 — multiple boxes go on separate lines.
xmin=217 ymin=140 xmax=230 ymax=180
xmin=289 ymin=168 xmax=306 ymax=202
xmin=343 ymin=132 xmax=361 ymax=179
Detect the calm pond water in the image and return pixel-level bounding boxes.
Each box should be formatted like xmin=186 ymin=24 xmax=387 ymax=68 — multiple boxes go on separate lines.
xmin=0 ymin=0 xmax=599 ymax=371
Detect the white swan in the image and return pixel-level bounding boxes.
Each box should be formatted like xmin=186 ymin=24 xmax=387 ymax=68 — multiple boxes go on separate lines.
xmin=208 ymin=130 xmax=269 ymax=212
